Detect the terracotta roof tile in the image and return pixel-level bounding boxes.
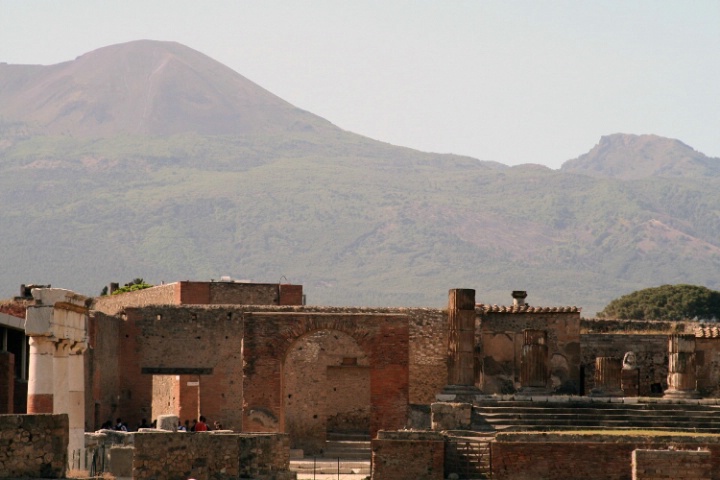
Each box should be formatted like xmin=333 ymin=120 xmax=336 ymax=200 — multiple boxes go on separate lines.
xmin=475 ymin=304 xmax=580 ymax=314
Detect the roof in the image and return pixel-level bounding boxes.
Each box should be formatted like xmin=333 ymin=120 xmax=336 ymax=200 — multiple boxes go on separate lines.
xmin=695 ymin=325 xmax=720 ymax=338
xmin=476 ymin=304 xmax=580 ymax=314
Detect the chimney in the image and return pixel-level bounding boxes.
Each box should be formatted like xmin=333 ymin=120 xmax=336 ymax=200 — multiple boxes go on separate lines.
xmin=109 ymin=283 xmax=119 ymax=294
xmin=512 ymin=291 xmax=528 ymax=307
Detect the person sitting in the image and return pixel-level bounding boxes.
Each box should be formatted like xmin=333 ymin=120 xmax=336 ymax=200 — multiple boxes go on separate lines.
xmin=114 ymin=418 xmax=128 ymax=432
xmin=195 ymin=415 xmax=209 ymax=432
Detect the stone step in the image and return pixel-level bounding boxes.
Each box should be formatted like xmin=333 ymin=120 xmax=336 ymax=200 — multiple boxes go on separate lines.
xmin=322 ymin=438 xmax=372 ymax=460
xmin=475 ymin=401 xmax=720 ymax=411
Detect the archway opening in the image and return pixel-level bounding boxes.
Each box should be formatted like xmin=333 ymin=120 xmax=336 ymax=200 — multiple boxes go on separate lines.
xmin=282 ymin=329 xmax=370 ymax=454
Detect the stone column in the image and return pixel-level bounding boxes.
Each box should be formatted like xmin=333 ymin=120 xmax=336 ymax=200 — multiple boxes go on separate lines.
xmin=520 ymin=329 xmax=548 ymax=393
xmin=664 ymin=334 xmax=700 ymax=399
xmin=27 ymin=336 xmax=55 ymax=413
xmin=438 ymin=289 xmax=481 ymax=401
xmin=591 ymin=357 xmax=623 ymax=397
xmin=53 ymin=340 xmax=70 ymax=416
xmin=68 ymin=343 xmax=86 ymax=454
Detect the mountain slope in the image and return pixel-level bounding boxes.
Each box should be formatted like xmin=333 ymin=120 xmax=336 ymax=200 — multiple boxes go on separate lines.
xmin=1 ymin=41 xmax=719 ymax=316
xmin=561 ymin=133 xmax=720 ymax=180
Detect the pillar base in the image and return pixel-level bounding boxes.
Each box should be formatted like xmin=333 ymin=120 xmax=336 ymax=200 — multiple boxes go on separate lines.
xmin=663 ymin=388 xmax=700 ymax=399
xmin=436 ymin=385 xmax=483 ymax=402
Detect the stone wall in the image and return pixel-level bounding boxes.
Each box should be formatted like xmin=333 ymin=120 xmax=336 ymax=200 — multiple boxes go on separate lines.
xmin=696 ymin=338 xmax=720 ymax=398
xmin=580 ymin=334 xmax=668 ymax=395
xmin=491 ymin=432 xmax=720 ymax=480
xmin=0 ymin=414 xmax=68 ymax=479
xmin=93 ymin=283 xmax=178 ymax=315
xmin=372 ymin=430 xmax=445 ymax=480
xmin=131 ymin=431 xmax=293 ymax=480
xmin=407 ymin=308 xmax=447 ymax=404
xmin=480 ymin=311 xmax=581 ymax=394
xmin=632 ymin=449 xmax=711 ymax=480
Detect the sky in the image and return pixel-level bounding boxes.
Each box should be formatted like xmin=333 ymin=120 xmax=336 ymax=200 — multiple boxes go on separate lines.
xmin=1 ymin=1 xmax=718 ymax=168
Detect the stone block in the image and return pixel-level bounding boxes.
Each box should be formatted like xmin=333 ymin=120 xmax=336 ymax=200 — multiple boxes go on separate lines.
xmin=431 ymin=402 xmax=472 ymax=431
xmin=109 ymin=446 xmax=134 ymax=479
xmin=157 ymin=414 xmax=178 ymax=432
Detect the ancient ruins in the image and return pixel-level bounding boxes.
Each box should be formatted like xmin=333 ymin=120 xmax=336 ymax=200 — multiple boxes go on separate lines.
xmin=2 ymin=280 xmax=720 ymax=479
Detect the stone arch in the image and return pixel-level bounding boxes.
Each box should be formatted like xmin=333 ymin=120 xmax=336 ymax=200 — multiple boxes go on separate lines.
xmin=242 ymin=312 xmax=409 ymax=439
xmin=283 ymin=329 xmax=370 ymax=453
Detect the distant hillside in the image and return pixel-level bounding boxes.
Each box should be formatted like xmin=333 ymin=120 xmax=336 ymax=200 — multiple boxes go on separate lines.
xmin=1 ymin=41 xmax=719 ymax=316
xmin=561 ymin=134 xmax=720 ymax=180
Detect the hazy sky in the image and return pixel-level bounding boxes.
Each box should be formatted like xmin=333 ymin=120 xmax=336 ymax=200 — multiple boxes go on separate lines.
xmin=1 ymin=1 xmax=718 ymax=168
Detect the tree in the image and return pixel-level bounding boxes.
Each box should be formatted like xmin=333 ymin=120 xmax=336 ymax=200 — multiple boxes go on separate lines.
xmin=111 ymin=278 xmax=154 ymax=296
xmin=598 ymin=284 xmax=720 ymax=321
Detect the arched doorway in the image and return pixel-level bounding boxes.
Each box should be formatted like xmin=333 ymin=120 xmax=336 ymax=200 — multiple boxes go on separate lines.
xmin=283 ymin=330 xmax=370 ymax=454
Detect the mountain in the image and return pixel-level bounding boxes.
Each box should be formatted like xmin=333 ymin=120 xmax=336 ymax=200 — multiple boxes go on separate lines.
xmin=0 ymin=40 xmax=336 ymax=137
xmin=561 ymin=134 xmax=720 ymax=180
xmin=1 ymin=41 xmax=720 ymax=316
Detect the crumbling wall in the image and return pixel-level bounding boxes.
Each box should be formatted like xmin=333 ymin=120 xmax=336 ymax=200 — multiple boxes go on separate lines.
xmin=480 ymin=311 xmax=581 ymax=394
xmin=372 ymin=430 xmax=445 ymax=480
xmin=581 ymin=334 xmax=668 ymax=395
xmin=0 ymin=414 xmax=68 ymax=479
xmin=632 ymin=449 xmax=711 ymax=480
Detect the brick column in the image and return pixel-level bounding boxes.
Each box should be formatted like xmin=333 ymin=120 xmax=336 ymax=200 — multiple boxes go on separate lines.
xmin=664 ymin=334 xmax=700 ymax=399
xmin=439 ymin=289 xmax=481 ymax=401
xmin=591 ymin=357 xmax=623 ymax=397
xmin=519 ymin=329 xmax=548 ymax=393
xmin=27 ymin=336 xmax=54 ymax=413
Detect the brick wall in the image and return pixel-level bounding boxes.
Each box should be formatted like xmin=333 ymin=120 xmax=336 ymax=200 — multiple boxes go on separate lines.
xmin=179 ymin=281 xmax=211 ymax=304
xmin=87 ymin=312 xmax=123 ymax=430
xmin=93 ymin=283 xmax=178 ymax=315
xmin=492 ymin=433 xmax=720 ymax=480
xmin=632 ymin=449 xmax=711 ymax=480
xmin=242 ymin=312 xmax=409 ymax=439
xmin=0 ymin=413 xmax=68 ymax=479
xmin=372 ymin=431 xmax=445 ymax=480
xmin=480 ymin=311 xmax=581 ymax=394
xmin=581 ymin=334 xmax=668 ymax=395
xmin=119 ymin=307 xmax=245 ymax=431
xmin=151 ymin=375 xmax=177 ymax=420
xmin=0 ymin=351 xmax=14 ymax=413
xmin=284 ymin=329 xmax=370 ymax=453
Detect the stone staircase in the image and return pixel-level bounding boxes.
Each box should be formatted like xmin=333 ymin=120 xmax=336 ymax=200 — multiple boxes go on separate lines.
xmin=473 ymin=400 xmax=720 ymax=433
xmin=322 ymin=432 xmax=372 ymax=460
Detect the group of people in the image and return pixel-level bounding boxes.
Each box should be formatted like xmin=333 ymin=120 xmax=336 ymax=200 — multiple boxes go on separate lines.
xmin=101 ymin=416 xmax=222 ymax=432
xmin=179 ymin=416 xmax=223 ymax=431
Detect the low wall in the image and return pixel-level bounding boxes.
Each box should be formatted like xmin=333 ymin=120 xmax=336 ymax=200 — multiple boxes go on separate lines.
xmin=0 ymin=414 xmax=68 ymax=479
xmin=632 ymin=449 xmax=712 ymax=480
xmin=372 ymin=430 xmax=445 ymax=480
xmin=88 ymin=430 xmax=293 ymax=480
xmin=491 ymin=432 xmax=720 ymax=480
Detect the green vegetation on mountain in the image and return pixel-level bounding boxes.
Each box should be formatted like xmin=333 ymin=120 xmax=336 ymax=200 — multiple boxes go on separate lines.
xmin=598 ymin=285 xmax=720 ymax=321
xmin=1 ymin=41 xmax=720 ymax=315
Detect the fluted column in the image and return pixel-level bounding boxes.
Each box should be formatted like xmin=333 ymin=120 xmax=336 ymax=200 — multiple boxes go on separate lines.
xmin=27 ymin=337 xmax=54 ymax=413
xmin=520 ymin=329 xmax=548 ymax=393
xmin=664 ymin=334 xmax=700 ymax=399
xmin=591 ymin=357 xmax=623 ymax=396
